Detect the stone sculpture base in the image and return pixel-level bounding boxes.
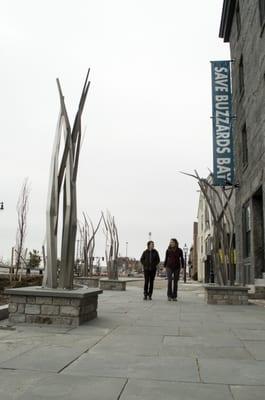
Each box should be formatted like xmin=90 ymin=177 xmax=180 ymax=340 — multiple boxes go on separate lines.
xmin=204 ymin=285 xmax=249 ymax=305
xmin=0 ymin=305 xmax=8 ymax=321
xmin=74 ymin=277 xmax=99 ymax=288
xmin=5 ymin=286 xmax=102 ymax=327
xmin=100 ymin=279 xmax=126 ymax=291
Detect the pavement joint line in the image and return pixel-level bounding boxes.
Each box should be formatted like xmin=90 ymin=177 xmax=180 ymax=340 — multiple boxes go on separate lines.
xmin=237 ymin=338 xmax=257 ymax=361
xmin=228 ymin=384 xmax=236 ymax=400
xmin=61 ymin=373 xmax=201 ymax=384
xmin=195 ymin=358 xmax=203 ymax=383
xmin=57 ymin=325 xmax=119 ymax=374
xmin=117 ymin=378 xmax=128 ymax=400
xmin=0 ymin=342 xmax=41 ymax=368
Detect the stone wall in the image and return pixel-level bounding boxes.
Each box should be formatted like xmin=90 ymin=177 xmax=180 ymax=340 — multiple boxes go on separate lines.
xmin=204 ymin=285 xmax=249 ymax=305
xmin=5 ymin=286 xmax=102 ymax=326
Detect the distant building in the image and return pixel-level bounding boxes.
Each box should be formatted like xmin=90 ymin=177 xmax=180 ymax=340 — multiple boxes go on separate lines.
xmin=220 ymin=1 xmax=265 ymax=286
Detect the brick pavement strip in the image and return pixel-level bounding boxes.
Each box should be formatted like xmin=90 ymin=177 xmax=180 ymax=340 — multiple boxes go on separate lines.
xmin=0 ymin=281 xmax=265 ymax=399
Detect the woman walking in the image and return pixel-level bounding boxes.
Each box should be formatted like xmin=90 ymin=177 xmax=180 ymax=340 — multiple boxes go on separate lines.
xmin=164 ymin=239 xmax=184 ymax=301
xmin=140 ymin=241 xmax=160 ymax=300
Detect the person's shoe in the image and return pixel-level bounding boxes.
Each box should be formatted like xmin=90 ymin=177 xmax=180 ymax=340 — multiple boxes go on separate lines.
xmin=172 ymin=298 xmax=177 ymax=302
xmin=149 ymin=296 xmax=152 ymax=300
xmin=143 ymin=295 xmax=147 ymax=300
xmin=168 ymin=297 xmax=172 ymax=301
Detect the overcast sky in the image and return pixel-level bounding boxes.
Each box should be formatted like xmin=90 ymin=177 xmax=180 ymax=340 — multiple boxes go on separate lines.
xmin=0 ymin=0 xmax=229 ymax=262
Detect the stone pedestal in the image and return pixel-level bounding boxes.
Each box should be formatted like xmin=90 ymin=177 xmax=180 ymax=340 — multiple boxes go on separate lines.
xmin=204 ymin=285 xmax=249 ymax=305
xmin=5 ymin=286 xmax=102 ymax=326
xmin=74 ymin=277 xmax=99 ymax=288
xmin=100 ymin=279 xmax=126 ymax=291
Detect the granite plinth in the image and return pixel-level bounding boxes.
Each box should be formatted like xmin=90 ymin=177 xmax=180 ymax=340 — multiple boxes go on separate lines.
xmin=74 ymin=277 xmax=99 ymax=288
xmin=100 ymin=279 xmax=126 ymax=291
xmin=204 ymin=285 xmax=249 ymax=305
xmin=5 ymin=286 xmax=102 ymax=326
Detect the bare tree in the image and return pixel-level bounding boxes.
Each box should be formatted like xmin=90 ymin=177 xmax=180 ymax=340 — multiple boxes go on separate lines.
xmin=14 ymin=179 xmax=30 ymax=279
xmin=102 ymin=210 xmax=119 ymax=280
xmin=181 ymin=170 xmax=235 ymax=286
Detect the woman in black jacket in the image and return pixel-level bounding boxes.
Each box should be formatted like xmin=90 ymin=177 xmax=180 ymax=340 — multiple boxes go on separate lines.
xmin=140 ymin=241 xmax=160 ymax=300
xmin=164 ymin=239 xmax=184 ymax=301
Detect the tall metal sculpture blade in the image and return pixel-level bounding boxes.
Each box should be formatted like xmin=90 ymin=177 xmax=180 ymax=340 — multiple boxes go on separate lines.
xmin=45 ymin=70 xmax=90 ymax=289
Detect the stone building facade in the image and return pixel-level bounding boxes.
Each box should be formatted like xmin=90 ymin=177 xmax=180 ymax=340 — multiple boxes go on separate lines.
xmin=197 ymin=191 xmax=214 ymax=283
xmin=220 ymin=0 xmax=265 ymax=285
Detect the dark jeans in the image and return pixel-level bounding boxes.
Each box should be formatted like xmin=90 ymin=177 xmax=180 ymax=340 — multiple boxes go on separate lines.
xmin=144 ymin=269 xmax=156 ymax=296
xmin=167 ymin=267 xmax=180 ymax=298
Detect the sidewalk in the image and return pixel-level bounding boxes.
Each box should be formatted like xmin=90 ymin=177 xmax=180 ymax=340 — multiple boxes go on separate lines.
xmin=0 ymin=280 xmax=265 ymax=399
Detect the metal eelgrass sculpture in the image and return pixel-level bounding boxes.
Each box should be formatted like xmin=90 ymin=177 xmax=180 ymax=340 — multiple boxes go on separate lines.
xmin=45 ymin=70 xmax=90 ymax=289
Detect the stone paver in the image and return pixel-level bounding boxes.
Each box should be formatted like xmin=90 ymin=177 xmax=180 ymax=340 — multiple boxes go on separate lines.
xmin=0 ymin=280 xmax=264 ymax=399
xmin=119 ymin=380 xmax=233 ymax=400
xmin=230 ymin=385 xmax=265 ymax=400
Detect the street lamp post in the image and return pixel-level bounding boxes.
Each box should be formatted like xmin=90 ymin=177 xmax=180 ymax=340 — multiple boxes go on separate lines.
xmin=126 ymin=242 xmax=128 ymax=258
xmin=183 ymin=243 xmax=188 ymax=283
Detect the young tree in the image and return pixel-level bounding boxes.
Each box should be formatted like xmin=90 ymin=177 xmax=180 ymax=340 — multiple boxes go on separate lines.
xmin=27 ymin=250 xmax=41 ymax=269
xmin=15 ymin=179 xmax=30 ymax=278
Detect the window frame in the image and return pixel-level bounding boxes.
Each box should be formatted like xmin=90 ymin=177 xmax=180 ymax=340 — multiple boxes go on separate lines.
xmin=259 ymin=0 xmax=265 ymax=26
xmin=239 ymin=55 xmax=245 ymax=98
xmin=242 ymin=123 xmax=248 ymax=168
xmin=243 ymin=203 xmax=251 ymax=258
xmin=236 ymin=1 xmax=241 ymax=39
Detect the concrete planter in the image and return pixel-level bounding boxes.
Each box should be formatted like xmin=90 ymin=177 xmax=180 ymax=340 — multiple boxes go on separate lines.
xmin=204 ymin=285 xmax=249 ymax=305
xmin=74 ymin=277 xmax=99 ymax=288
xmin=5 ymin=286 xmax=102 ymax=326
xmin=100 ymin=279 xmax=126 ymax=291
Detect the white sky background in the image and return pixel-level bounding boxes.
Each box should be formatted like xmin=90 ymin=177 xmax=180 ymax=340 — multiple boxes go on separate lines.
xmin=0 ymin=0 xmax=229 ymax=262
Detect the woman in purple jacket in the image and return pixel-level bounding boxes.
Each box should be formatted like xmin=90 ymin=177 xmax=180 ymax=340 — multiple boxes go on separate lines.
xmin=164 ymin=239 xmax=184 ymax=301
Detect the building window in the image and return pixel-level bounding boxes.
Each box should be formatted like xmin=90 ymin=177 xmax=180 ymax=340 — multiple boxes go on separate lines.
xmin=236 ymin=1 xmax=241 ymax=38
xmin=243 ymin=204 xmax=251 ymax=258
xmin=259 ymin=0 xmax=265 ymax=25
xmin=242 ymin=123 xmax=248 ymax=167
xmin=239 ymin=56 xmax=245 ymax=96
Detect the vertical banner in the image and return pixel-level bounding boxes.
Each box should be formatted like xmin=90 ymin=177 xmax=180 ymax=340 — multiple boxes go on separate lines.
xmin=211 ymin=60 xmax=234 ymax=186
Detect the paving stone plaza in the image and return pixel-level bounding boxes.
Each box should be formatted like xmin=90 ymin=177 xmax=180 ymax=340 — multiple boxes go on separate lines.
xmin=0 ymin=280 xmax=265 ymax=399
